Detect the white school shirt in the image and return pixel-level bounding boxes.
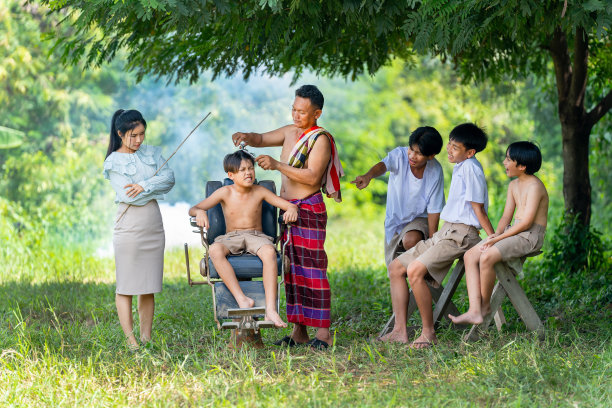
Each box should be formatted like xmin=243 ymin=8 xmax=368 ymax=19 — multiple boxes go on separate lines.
xmin=381 ymin=147 xmax=445 ymax=243
xmin=440 ymin=156 xmax=488 ymax=228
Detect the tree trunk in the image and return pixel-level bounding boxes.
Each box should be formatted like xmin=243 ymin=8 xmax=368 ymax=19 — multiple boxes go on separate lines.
xmin=560 ymin=122 xmax=591 ymax=226
xmin=550 ymin=27 xmax=593 ymax=227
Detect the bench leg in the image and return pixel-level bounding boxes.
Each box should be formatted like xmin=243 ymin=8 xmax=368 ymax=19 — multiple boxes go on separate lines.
xmin=432 ymin=260 xmax=465 ymax=326
xmin=494 ymin=308 xmax=506 ymax=331
xmin=378 ymin=315 xmax=395 ymax=339
xmin=465 ymin=281 xmax=507 ymax=342
xmin=495 ymin=264 xmax=545 ymax=339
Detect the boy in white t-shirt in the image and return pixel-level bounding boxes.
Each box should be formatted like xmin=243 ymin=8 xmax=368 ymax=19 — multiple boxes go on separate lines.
xmin=379 ymin=123 xmax=494 ymax=348
xmin=352 ymin=126 xmax=445 ymax=266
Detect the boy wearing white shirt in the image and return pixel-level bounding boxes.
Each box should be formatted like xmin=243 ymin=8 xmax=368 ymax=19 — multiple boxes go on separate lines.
xmin=352 ymin=127 xmax=445 ymax=266
xmin=379 ymin=123 xmax=494 ymax=348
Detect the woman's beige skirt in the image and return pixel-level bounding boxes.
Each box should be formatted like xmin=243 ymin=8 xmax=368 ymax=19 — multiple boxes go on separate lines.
xmin=113 ymin=200 xmax=165 ymax=295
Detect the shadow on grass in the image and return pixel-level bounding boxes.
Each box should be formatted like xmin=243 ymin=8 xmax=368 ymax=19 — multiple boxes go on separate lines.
xmin=0 ymin=264 xmax=609 ymax=365
xmin=0 ymin=265 xmax=394 ymax=361
xmin=0 ymin=279 xmax=222 ymax=359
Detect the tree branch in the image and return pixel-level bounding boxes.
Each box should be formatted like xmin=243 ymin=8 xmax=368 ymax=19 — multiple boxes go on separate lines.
xmin=586 ymin=90 xmax=612 ymax=128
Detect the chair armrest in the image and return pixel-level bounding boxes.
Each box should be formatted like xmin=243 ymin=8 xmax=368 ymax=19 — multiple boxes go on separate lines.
xmin=189 ymin=216 xmax=201 ymax=229
xmin=189 ymin=216 xmax=209 ymax=249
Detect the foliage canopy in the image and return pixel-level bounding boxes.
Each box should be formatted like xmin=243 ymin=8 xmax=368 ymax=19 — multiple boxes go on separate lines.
xmin=44 ymin=1 xmax=611 ymax=87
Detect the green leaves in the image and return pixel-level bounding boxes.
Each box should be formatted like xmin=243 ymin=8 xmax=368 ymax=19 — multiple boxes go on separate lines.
xmin=37 ymin=0 xmax=609 ymax=91
xmin=0 ymin=126 xmax=25 ymax=150
xmin=39 ymin=0 xmax=415 ymax=82
xmin=582 ymin=0 xmax=607 ymax=13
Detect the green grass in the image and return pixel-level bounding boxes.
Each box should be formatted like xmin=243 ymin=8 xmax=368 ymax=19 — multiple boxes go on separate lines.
xmin=0 ymin=217 xmax=610 ymax=407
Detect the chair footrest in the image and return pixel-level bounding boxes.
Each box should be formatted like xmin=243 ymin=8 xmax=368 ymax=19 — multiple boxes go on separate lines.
xmin=227 ymin=306 xmax=266 ymax=317
xmin=214 ymin=281 xmax=267 ymax=319
xmin=220 ymin=320 xmax=276 ymax=330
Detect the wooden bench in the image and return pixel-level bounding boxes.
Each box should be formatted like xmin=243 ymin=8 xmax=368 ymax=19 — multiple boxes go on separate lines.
xmin=378 ymin=253 xmax=544 ymax=342
xmin=465 ymin=261 xmax=544 ymax=341
xmin=378 ymin=259 xmax=506 ymax=338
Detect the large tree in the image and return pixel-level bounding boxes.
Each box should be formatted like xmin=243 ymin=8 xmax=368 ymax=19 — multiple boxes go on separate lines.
xmin=0 ymin=0 xmax=135 ymax=246
xmin=44 ymin=0 xmax=611 ymax=227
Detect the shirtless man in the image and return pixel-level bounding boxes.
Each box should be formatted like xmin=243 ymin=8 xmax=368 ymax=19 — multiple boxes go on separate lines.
xmin=189 ymin=150 xmax=298 ymax=327
xmin=232 ymin=85 xmax=343 ymax=350
xmin=449 ymin=141 xmax=549 ymax=325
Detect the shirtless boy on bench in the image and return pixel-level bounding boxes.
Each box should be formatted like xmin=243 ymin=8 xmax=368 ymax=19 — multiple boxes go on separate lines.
xmin=449 ymin=141 xmax=548 ymax=325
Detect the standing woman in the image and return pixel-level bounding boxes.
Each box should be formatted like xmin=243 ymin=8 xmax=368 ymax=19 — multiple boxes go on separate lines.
xmin=103 ymin=109 xmax=175 ymax=349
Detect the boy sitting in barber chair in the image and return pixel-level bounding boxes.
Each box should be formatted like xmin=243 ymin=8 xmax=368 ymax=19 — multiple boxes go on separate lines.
xmin=189 ymin=150 xmax=298 ymax=327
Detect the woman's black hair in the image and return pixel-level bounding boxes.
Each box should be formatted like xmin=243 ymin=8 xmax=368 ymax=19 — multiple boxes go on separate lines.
xmin=105 ymin=109 xmax=147 ymax=160
xmin=506 ymin=141 xmax=542 ymax=175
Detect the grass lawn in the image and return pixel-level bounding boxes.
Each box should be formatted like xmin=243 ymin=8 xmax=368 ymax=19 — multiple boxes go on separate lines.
xmin=0 ymin=217 xmax=610 ymax=407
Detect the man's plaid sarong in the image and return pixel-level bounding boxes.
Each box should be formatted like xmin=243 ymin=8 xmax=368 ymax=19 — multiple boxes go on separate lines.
xmin=283 ymin=192 xmax=331 ymax=328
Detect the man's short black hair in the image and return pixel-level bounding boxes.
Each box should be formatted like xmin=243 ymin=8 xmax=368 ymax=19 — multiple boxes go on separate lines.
xmin=506 ymin=141 xmax=542 ymax=175
xmin=409 ymin=126 xmax=443 ymax=156
xmin=295 ymin=85 xmax=324 ymax=110
xmin=449 ymin=123 xmax=488 ymax=153
xmin=223 ymin=150 xmax=255 ymax=173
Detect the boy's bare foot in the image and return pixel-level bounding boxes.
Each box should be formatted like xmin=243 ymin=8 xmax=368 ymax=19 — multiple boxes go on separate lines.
xmin=409 ymin=333 xmax=438 ymax=349
xmin=448 ymin=310 xmax=484 ymax=325
xmin=126 ymin=334 xmax=139 ymax=350
xmin=236 ymin=296 xmax=255 ymax=309
xmin=265 ymin=310 xmax=288 ymax=328
xmin=377 ymin=329 xmax=409 ymax=343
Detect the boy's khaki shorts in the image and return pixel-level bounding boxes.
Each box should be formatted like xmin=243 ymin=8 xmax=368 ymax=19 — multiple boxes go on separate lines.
xmin=490 ymin=222 xmax=546 ymax=278
xmin=213 ymin=230 xmax=274 ymax=256
xmin=396 ymin=222 xmax=481 ymax=283
xmin=492 ymin=222 xmax=546 ymax=261
xmin=384 ymin=217 xmax=429 ymax=266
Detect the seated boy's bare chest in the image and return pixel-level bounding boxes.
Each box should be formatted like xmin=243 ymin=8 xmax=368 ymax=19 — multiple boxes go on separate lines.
xmin=227 ymin=196 xmax=260 ymax=210
xmin=511 ymin=187 xmax=528 ymax=215
xmin=223 ymin=196 xmax=261 ymax=218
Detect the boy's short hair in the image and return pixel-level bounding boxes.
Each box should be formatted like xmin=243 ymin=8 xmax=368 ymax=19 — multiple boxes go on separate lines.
xmin=223 ymin=150 xmax=255 ymax=173
xmin=506 ymin=141 xmax=542 ymax=175
xmin=449 ymin=123 xmax=488 ymax=153
xmin=409 ymin=126 xmax=443 ymax=156
xmin=295 ymin=85 xmax=324 ymax=110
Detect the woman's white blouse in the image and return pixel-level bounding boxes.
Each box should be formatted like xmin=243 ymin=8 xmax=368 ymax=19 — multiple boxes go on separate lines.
xmin=103 ymin=145 xmax=175 ymax=206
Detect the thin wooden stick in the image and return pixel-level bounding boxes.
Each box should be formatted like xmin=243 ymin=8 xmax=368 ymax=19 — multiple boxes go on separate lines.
xmin=152 ymin=112 xmax=211 ymax=177
xmin=116 ymin=112 xmax=211 ymax=223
